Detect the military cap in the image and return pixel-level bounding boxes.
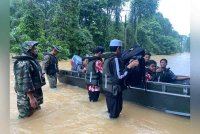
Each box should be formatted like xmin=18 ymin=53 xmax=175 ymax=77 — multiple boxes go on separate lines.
xmin=52 ymin=45 xmax=61 ymax=52
xmin=22 ymin=41 xmax=38 ymax=52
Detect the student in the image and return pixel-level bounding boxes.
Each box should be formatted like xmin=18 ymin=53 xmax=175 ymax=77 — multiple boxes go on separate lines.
xmin=156 ymin=59 xmax=190 ymax=83
xmin=102 ymin=39 xmax=139 ymax=119
xmin=145 ymin=60 xmax=157 ymax=81
xmin=71 ymin=55 xmax=88 ymax=73
xmin=77 ymin=57 xmax=89 ymax=73
xmin=143 ymin=52 xmax=151 ymax=66
xmin=85 ymin=46 xmax=104 ymax=102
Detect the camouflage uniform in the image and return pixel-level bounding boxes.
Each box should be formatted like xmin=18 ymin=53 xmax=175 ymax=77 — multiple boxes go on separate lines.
xmin=13 ymin=41 xmax=46 ymax=118
xmin=42 ymin=46 xmax=60 ymax=89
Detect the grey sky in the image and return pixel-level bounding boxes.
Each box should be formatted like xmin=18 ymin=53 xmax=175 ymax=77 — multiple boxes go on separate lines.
xmin=121 ymin=0 xmax=190 ymax=36
xmin=158 ymin=0 xmax=190 ymax=36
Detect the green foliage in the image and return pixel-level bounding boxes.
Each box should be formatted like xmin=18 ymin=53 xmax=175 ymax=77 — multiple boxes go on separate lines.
xmin=137 ymin=13 xmax=182 ymax=54
xmin=128 ymin=0 xmax=159 ymax=45
xmin=10 ymin=0 xmax=187 ymax=60
xmin=184 ymin=36 xmax=190 ymax=52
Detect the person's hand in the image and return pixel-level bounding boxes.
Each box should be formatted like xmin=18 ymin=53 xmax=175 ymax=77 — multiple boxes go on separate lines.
xmin=83 ymin=68 xmax=87 ymax=73
xmin=29 ymin=97 xmax=38 ymax=109
xmin=27 ymin=92 xmax=38 ymax=109
xmin=127 ymin=59 xmax=139 ymax=69
xmin=186 ymin=76 xmax=190 ymax=79
xmin=156 ymin=68 xmax=162 ymax=72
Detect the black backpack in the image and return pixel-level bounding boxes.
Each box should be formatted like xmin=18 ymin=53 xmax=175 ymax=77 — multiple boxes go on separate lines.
xmin=121 ymin=46 xmax=145 ymax=87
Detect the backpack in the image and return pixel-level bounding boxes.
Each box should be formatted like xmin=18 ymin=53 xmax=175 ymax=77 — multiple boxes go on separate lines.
xmin=71 ymin=55 xmax=82 ymax=71
xmin=121 ymin=46 xmax=145 ymax=65
xmin=121 ymin=46 xmax=145 ymax=87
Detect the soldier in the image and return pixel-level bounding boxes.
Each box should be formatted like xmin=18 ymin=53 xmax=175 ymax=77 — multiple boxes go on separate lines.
xmin=42 ymin=46 xmax=61 ymax=89
xmin=13 ymin=41 xmax=46 ymax=118
xmin=102 ymin=39 xmax=139 ymax=119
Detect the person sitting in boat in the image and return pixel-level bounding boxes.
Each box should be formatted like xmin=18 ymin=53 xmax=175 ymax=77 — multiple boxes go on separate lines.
xmin=145 ymin=60 xmax=157 ymax=81
xmin=71 ymin=55 xmax=89 ymax=73
xmin=156 ymin=59 xmax=190 ymax=83
xmin=77 ymin=57 xmax=89 ymax=73
xmin=85 ymin=46 xmax=104 ymax=102
xmin=143 ymin=52 xmax=151 ymax=67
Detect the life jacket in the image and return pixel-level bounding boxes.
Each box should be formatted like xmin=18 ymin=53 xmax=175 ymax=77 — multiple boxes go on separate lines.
xmin=85 ymin=56 xmax=102 ymax=85
xmin=157 ymin=68 xmax=172 ymax=83
xmin=13 ymin=55 xmax=46 ymax=92
xmin=44 ymin=53 xmax=59 ymax=75
xmin=101 ymin=54 xmax=123 ymax=95
xmin=145 ymin=68 xmax=157 ymax=81
xmin=71 ymin=55 xmax=82 ymax=71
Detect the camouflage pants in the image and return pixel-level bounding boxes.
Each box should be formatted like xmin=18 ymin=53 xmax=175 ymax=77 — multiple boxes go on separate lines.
xmin=47 ymin=74 xmax=57 ymax=88
xmin=17 ymin=92 xmax=33 ymax=118
xmin=17 ymin=88 xmax=43 ymax=118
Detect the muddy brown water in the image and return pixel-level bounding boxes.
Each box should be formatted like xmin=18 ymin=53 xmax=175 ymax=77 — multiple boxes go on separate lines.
xmin=10 ymin=53 xmax=191 ymax=134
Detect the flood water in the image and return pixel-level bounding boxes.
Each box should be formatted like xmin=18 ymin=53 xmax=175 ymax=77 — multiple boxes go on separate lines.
xmin=10 ymin=53 xmax=191 ymax=134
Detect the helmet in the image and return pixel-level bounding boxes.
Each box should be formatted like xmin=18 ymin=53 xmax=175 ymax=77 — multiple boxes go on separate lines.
xmin=22 ymin=41 xmax=38 ymax=53
xmin=52 ymin=45 xmax=61 ymax=52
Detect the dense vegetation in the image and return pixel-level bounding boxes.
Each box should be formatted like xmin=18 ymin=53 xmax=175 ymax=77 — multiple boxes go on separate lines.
xmin=10 ymin=0 xmax=190 ymax=60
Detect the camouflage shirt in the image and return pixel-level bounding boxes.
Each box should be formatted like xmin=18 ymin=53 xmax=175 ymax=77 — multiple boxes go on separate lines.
xmin=14 ymin=55 xmax=45 ymax=93
xmin=42 ymin=53 xmax=59 ymax=75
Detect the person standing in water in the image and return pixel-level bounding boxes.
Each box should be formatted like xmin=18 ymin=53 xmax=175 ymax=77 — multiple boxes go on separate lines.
xmin=42 ymin=46 xmax=61 ymax=90
xmin=85 ymin=46 xmax=104 ymax=102
xmin=102 ymin=39 xmax=139 ymax=119
xmin=13 ymin=41 xmax=46 ymax=118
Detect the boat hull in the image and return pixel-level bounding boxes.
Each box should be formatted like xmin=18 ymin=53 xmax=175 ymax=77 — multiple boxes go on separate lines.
xmin=58 ymin=70 xmax=190 ymax=117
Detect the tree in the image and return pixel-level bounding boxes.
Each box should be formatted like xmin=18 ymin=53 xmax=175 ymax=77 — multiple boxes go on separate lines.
xmin=10 ymin=0 xmax=185 ymax=59
xmin=128 ymin=0 xmax=159 ymax=47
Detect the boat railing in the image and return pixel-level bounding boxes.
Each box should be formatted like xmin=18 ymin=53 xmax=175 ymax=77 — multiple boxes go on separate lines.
xmin=129 ymin=81 xmax=190 ymax=96
xmin=58 ymin=70 xmax=190 ymax=96
xmin=59 ymin=70 xmax=85 ymax=79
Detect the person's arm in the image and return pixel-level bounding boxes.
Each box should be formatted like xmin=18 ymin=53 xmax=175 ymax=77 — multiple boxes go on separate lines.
xmin=27 ymin=91 xmax=38 ymax=109
xmin=55 ymin=57 xmax=59 ymax=73
xmin=169 ymin=70 xmax=190 ymax=80
xmin=15 ymin=61 xmax=38 ymax=108
xmin=156 ymin=67 xmax=162 ymax=73
xmin=114 ymin=58 xmax=139 ymax=79
xmin=77 ymin=65 xmax=86 ymax=73
xmin=42 ymin=55 xmax=50 ymax=73
xmin=176 ymin=76 xmax=190 ymax=80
